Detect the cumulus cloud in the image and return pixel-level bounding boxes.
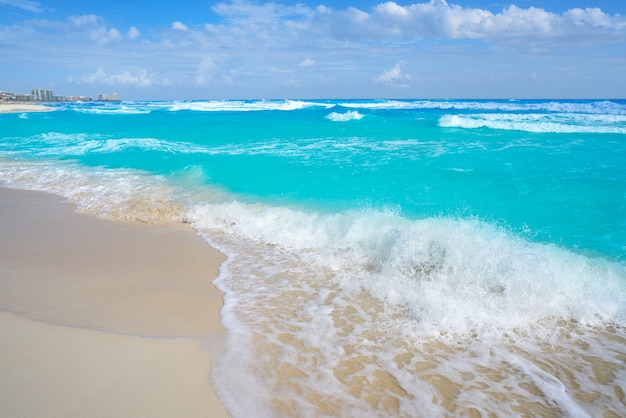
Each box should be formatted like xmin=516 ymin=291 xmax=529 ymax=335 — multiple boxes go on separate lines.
xmin=0 ymin=0 xmax=42 ymax=13
xmin=565 ymin=7 xmax=615 ymax=28
xmin=172 ymin=21 xmax=189 ymax=31
xmin=192 ymin=0 xmax=622 ymax=52
xmin=310 ymin=1 xmax=626 ymax=43
xmin=4 ymin=1 xmax=626 ymax=98
xmin=90 ymin=26 xmax=122 ymax=44
xmin=196 ymin=57 xmax=218 ymax=85
xmin=55 ymin=14 xmax=123 ymax=44
xmin=376 ymin=61 xmax=411 ymax=86
xmin=72 ymin=68 xmax=164 ymax=87
xmin=127 ymin=26 xmax=140 ymax=40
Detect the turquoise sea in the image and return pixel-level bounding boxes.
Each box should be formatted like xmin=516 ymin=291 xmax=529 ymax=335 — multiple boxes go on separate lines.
xmin=2 ymin=99 xmax=625 ymax=416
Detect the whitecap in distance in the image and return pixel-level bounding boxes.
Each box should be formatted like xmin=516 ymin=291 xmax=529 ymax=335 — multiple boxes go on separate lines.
xmin=326 ymin=110 xmax=364 ymax=122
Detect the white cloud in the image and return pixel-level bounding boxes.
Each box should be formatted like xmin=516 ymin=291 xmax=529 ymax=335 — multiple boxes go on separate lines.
xmin=311 ymin=1 xmax=626 ymax=43
xmin=54 ymin=14 xmax=123 ymax=44
xmin=196 ymin=58 xmax=218 ymax=85
xmin=0 ymin=0 xmax=42 ymax=13
xmin=4 ymin=1 xmax=626 ymax=99
xmin=69 ymin=14 xmax=102 ymax=28
xmin=316 ymin=5 xmax=331 ymax=14
xmin=213 ymin=1 xmax=312 ymax=25
xmin=299 ymin=58 xmax=315 ymax=68
xmin=73 ymin=68 xmax=165 ymax=87
xmin=375 ymin=2 xmax=410 ymax=18
xmin=172 ymin=21 xmax=189 ymax=31
xmin=90 ymin=26 xmax=122 ymax=44
xmin=565 ymin=7 xmax=614 ymax=28
xmin=127 ymin=26 xmax=140 ymax=40
xmin=348 ymin=7 xmax=370 ymax=23
xmin=376 ymin=61 xmax=411 ymax=87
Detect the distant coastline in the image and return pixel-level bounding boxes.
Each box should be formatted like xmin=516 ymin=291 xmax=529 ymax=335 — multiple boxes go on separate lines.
xmin=1 ymin=88 xmax=120 ymax=108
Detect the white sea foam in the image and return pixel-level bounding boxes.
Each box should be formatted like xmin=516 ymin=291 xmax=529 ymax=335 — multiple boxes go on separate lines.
xmin=57 ymin=99 xmax=626 ymax=120
xmin=326 ymin=110 xmax=364 ymax=121
xmin=439 ymin=113 xmax=626 ymax=134
xmin=340 ymin=99 xmax=626 ymax=115
xmin=0 ymin=132 xmax=213 ymax=157
xmin=189 ymin=201 xmax=626 ymax=335
xmin=58 ymin=99 xmax=334 ymax=114
xmin=168 ymin=99 xmax=333 ymax=112
xmin=189 ymin=200 xmax=626 ymax=417
xmin=0 ymin=159 xmax=184 ymax=223
xmin=72 ymin=105 xmax=152 ymax=115
xmin=3 ymin=131 xmax=436 ymax=163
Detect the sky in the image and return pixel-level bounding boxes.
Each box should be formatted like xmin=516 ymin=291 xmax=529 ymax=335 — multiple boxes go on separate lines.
xmin=1 ymin=0 xmax=625 ymax=99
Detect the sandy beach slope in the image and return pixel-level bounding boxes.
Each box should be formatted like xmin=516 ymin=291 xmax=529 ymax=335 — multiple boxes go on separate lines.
xmin=0 ymin=188 xmax=229 ymax=417
xmin=0 ymin=103 xmax=55 ymax=113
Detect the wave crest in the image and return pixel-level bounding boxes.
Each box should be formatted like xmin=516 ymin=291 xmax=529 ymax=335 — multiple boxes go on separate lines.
xmin=188 ymin=201 xmax=626 ymax=336
xmin=326 ymin=110 xmax=364 ymax=122
xmin=439 ymin=113 xmax=626 ymax=134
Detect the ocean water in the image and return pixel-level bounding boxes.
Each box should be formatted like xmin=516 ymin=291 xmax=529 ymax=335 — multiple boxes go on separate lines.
xmin=1 ymin=99 xmax=625 ymax=417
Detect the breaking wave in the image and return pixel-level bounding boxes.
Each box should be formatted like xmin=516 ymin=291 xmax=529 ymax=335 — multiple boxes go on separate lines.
xmin=439 ymin=113 xmax=626 ymax=134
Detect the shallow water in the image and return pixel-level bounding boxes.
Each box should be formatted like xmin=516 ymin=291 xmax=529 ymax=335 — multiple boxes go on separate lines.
xmin=1 ymin=99 xmax=625 ymax=416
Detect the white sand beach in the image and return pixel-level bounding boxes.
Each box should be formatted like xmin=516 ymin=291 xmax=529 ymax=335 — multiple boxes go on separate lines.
xmin=0 ymin=103 xmax=55 ymax=113
xmin=0 ymin=188 xmax=229 ymax=417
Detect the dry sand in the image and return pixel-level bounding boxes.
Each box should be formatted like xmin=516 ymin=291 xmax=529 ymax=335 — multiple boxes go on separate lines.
xmin=0 ymin=103 xmax=55 ymax=113
xmin=0 ymin=188 xmax=230 ymax=417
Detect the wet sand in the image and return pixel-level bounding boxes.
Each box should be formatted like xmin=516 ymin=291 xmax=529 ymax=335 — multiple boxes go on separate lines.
xmin=0 ymin=188 xmax=229 ymax=417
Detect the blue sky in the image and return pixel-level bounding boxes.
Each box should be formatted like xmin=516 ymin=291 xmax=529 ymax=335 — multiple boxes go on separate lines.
xmin=1 ymin=0 xmax=625 ymax=99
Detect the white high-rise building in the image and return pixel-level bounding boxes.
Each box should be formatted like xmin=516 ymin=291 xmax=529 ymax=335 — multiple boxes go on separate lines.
xmin=32 ymin=88 xmax=54 ymax=102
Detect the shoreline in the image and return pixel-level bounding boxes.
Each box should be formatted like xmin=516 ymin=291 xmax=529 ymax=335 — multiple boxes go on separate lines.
xmin=0 ymin=103 xmax=55 ymax=113
xmin=0 ymin=188 xmax=230 ymax=417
